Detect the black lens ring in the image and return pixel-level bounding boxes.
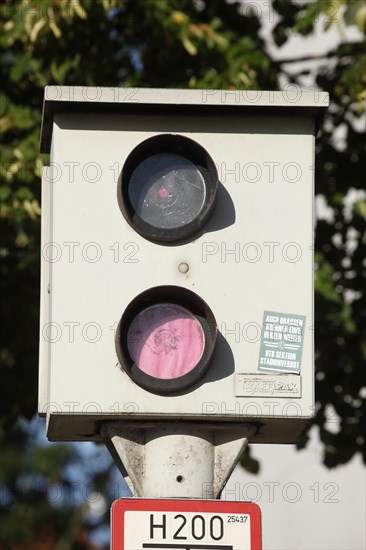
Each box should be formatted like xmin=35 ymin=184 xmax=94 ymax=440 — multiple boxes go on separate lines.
xmin=115 ymin=286 xmax=217 ymax=394
xmin=118 ymin=134 xmax=218 ymax=243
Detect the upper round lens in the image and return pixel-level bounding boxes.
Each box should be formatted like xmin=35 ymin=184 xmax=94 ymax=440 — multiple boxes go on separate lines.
xmin=119 ymin=134 xmax=219 ymax=243
xmin=128 ymin=153 xmax=206 ymax=230
xmin=127 ymin=303 xmax=205 ymax=379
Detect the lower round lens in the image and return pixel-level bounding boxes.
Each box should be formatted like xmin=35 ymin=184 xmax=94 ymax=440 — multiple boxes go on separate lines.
xmin=127 ymin=303 xmax=205 ymax=379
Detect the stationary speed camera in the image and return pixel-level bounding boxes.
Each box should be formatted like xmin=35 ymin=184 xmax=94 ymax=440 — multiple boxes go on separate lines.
xmin=38 ymin=87 xmax=328 ymax=443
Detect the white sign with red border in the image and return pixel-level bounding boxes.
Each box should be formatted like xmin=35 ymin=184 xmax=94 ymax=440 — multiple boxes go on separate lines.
xmin=111 ymin=499 xmax=261 ymax=550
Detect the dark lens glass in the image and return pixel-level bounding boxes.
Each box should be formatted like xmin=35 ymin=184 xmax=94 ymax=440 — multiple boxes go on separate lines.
xmin=128 ymin=153 xmax=206 ymax=230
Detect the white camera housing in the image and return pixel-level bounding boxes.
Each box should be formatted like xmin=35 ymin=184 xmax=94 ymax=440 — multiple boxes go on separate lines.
xmin=39 ymin=87 xmax=328 ymax=443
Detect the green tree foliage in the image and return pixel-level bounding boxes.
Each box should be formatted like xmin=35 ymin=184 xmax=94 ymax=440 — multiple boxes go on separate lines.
xmin=1 ymin=0 xmax=365 ymax=546
xmin=0 ymin=419 xmax=117 ymax=548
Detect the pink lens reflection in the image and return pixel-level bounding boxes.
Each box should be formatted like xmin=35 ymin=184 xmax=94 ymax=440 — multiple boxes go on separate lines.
xmin=127 ymin=304 xmax=205 ymax=379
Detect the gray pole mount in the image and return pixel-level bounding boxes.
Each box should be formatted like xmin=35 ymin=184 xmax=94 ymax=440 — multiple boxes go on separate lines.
xmin=102 ymin=422 xmax=258 ymax=498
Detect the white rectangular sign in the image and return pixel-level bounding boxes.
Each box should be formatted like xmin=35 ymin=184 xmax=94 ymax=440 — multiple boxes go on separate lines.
xmin=111 ymin=499 xmax=261 ymax=550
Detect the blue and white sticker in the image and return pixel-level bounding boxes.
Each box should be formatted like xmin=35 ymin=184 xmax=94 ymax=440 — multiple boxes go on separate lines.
xmin=258 ymin=311 xmax=306 ymax=374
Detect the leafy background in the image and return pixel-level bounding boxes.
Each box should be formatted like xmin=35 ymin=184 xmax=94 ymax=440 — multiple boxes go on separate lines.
xmin=0 ymin=0 xmax=365 ymax=548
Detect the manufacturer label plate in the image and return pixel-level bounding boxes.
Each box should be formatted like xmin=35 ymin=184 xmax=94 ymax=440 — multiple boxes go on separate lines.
xmin=235 ymin=374 xmax=301 ymax=398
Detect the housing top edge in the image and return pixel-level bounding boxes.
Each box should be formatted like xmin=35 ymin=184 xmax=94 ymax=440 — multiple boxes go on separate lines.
xmin=40 ymin=86 xmax=329 ymax=153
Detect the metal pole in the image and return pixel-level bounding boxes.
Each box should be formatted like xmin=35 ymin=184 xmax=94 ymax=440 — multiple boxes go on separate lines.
xmin=102 ymin=422 xmax=257 ymax=498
